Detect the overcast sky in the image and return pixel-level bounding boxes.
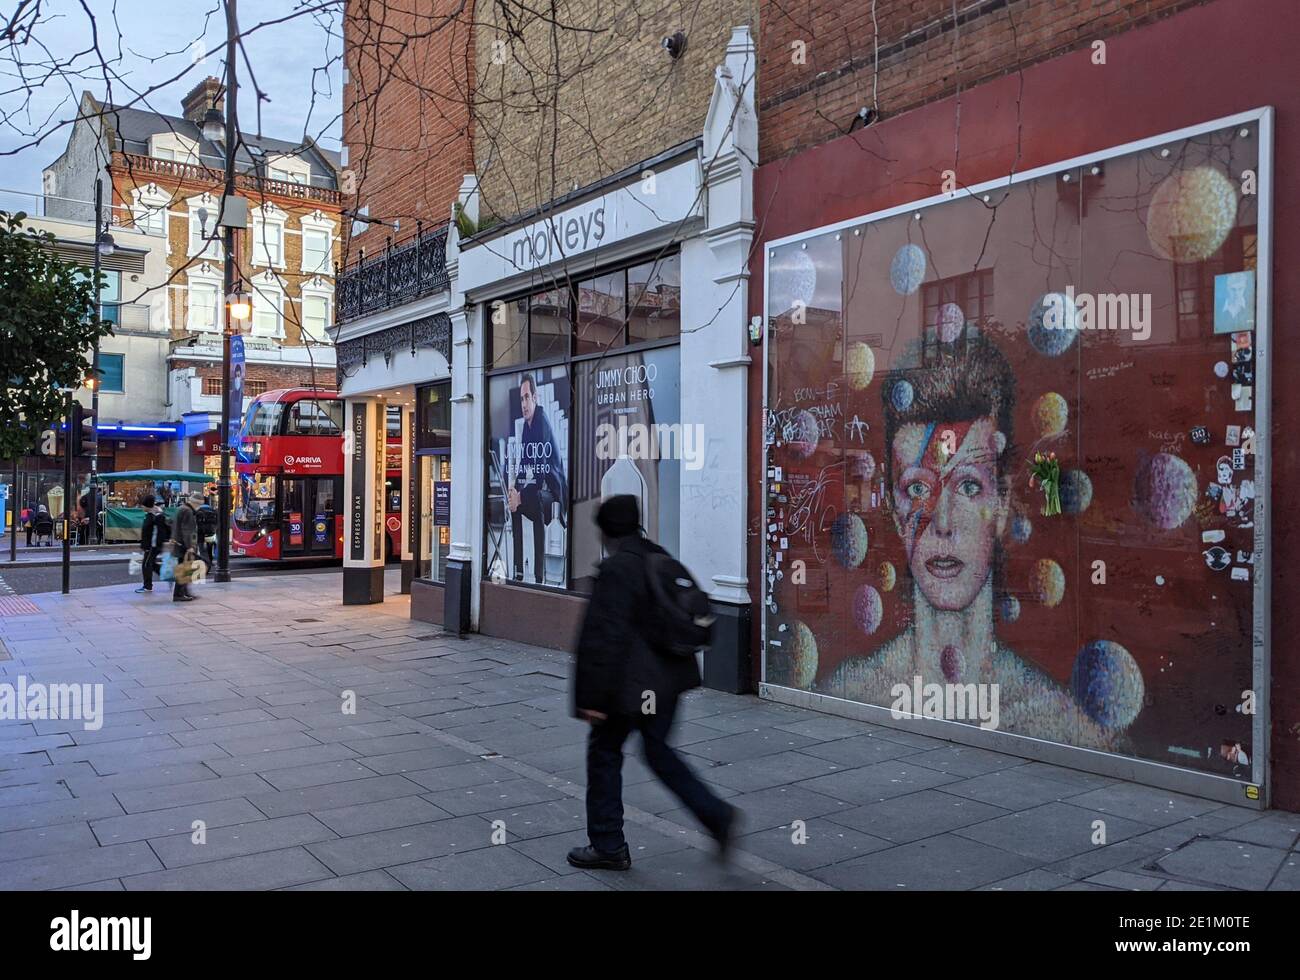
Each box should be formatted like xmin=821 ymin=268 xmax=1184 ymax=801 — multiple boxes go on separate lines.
xmin=0 ymin=0 xmax=342 ymax=207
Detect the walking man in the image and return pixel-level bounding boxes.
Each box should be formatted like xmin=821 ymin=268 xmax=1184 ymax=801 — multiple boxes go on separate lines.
xmin=170 ymin=491 xmax=202 ymax=602
xmin=567 ymin=494 xmax=736 ymax=871
xmin=136 ymin=493 xmax=169 ymax=593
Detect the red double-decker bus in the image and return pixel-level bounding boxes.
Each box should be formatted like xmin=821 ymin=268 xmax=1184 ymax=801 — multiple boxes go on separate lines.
xmin=233 ymin=388 xmax=403 ymax=561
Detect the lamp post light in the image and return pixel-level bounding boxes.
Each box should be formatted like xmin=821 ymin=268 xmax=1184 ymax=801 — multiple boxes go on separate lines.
xmin=88 ymin=176 xmax=115 ymax=545
xmin=214 ymin=0 xmax=240 ymax=585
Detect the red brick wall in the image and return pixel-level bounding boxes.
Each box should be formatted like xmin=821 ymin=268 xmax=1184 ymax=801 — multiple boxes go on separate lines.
xmin=172 ymin=359 xmax=336 ymax=392
xmin=751 ymin=0 xmax=1300 ymax=808
xmin=759 ymin=0 xmax=1213 ymax=164
xmin=341 ymin=0 xmax=475 ymax=262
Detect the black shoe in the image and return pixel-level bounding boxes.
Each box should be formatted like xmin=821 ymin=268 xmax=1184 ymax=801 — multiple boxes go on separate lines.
xmin=173 ymin=595 xmax=195 ymax=602
xmin=566 ymin=844 xmax=631 ymax=871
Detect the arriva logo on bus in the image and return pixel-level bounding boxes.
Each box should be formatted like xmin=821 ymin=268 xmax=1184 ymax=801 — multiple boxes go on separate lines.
xmin=285 ymin=455 xmax=324 ymax=466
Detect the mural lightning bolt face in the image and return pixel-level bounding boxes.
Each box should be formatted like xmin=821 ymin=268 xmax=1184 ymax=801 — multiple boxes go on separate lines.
xmin=892 ymin=417 xmax=1007 ymax=611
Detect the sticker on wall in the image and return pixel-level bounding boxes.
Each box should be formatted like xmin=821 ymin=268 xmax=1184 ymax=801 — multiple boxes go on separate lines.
xmin=1202 ymin=529 xmax=1225 ymax=544
xmin=1214 ymin=361 xmax=1229 ymax=379
xmin=1231 ymin=567 xmax=1250 ymax=582
xmin=1232 ymin=385 xmax=1253 ymax=411
xmin=1232 ymin=448 xmax=1246 ymax=470
xmin=1213 ymin=270 xmax=1256 ymax=334
xmin=1190 ymin=426 xmax=1211 ymax=446
xmin=1226 ymin=425 xmax=1241 ymax=447
xmin=1203 ymin=546 xmax=1231 ymax=571
xmin=1231 ymin=331 xmax=1253 ymax=365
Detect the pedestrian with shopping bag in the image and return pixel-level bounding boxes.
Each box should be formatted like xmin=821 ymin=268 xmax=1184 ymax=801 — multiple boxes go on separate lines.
xmin=169 ymin=491 xmax=205 ymax=602
xmin=135 ymin=493 xmax=169 ymax=594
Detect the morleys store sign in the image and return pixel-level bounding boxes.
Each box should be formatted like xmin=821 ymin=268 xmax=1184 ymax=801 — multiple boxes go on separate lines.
xmin=459 ymin=154 xmax=702 ymax=295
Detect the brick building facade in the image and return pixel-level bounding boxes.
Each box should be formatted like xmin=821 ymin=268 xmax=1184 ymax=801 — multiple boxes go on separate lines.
xmin=472 ymin=0 xmax=757 ymax=221
xmin=341 ymin=0 xmax=476 ymax=261
xmin=759 ymin=0 xmax=1214 ymax=163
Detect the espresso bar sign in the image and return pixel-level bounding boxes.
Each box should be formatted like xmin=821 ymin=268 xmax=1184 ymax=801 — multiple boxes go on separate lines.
xmin=349 ymin=404 xmax=367 ymax=562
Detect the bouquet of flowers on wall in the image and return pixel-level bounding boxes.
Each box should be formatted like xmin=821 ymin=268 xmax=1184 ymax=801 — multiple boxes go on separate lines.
xmin=1027 ymin=451 xmax=1061 ymax=517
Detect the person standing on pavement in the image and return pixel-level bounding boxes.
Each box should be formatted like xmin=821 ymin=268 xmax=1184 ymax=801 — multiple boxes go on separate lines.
xmin=567 ymin=494 xmax=736 ymax=871
xmin=170 ymin=491 xmax=202 ymax=602
xmin=136 ymin=493 xmax=169 ymax=594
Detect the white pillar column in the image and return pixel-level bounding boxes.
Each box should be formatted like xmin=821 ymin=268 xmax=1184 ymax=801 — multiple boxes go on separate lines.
xmin=681 ymin=25 xmax=757 ymax=690
xmin=399 ymin=402 xmax=416 ymax=594
xmin=343 ymin=394 xmax=387 ymax=604
xmin=444 ymin=174 xmax=482 ymax=632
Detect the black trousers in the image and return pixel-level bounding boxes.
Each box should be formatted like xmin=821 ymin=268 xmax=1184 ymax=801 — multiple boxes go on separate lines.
xmin=585 ymin=695 xmax=730 ymax=852
xmin=141 ymin=548 xmax=160 ymax=589
xmin=510 ymin=495 xmax=546 ymax=584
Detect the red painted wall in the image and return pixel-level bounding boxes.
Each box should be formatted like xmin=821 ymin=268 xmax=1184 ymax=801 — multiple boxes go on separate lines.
xmin=749 ymin=0 xmax=1300 ymax=808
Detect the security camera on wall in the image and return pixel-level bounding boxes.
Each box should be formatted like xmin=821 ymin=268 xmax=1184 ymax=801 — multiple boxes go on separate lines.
xmin=661 ymin=31 xmax=686 ymax=59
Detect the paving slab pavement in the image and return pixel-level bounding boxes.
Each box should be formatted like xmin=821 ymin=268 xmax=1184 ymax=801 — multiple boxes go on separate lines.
xmin=1 ymin=569 xmax=1297 ymax=891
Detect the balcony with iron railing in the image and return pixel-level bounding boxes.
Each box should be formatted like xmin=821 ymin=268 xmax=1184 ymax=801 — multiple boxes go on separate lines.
xmin=114 ymin=151 xmax=343 ymax=206
xmin=335 ymin=221 xmax=450 ymax=325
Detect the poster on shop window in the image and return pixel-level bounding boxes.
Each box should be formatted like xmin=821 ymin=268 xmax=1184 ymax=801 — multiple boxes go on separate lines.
xmin=762 ymin=116 xmax=1265 ymax=786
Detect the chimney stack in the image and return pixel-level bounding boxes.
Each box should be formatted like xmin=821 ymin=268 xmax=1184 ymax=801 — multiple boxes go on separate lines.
xmin=182 ymin=77 xmax=224 ymax=127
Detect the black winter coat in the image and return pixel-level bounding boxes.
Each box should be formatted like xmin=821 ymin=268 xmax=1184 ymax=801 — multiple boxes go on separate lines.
xmin=572 ymin=535 xmax=701 ymax=718
xmin=140 ymin=510 xmax=170 ymax=551
xmin=172 ymin=503 xmax=198 ymax=554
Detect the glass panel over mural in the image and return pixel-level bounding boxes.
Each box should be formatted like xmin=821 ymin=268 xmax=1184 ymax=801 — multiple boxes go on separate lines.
xmin=763 ymin=119 xmax=1262 ymax=781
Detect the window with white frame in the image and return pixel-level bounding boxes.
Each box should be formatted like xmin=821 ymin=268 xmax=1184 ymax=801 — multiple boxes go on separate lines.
xmin=187 ymin=282 xmax=219 ymax=331
xmin=251 ymin=281 xmax=284 ymax=337
xmin=302 ymin=229 xmax=330 ymax=274
xmin=265 ymin=153 xmax=312 ymax=186
xmin=149 ymin=133 xmax=200 ymax=165
xmin=251 ymin=204 xmax=287 ymax=268
xmin=302 ymin=294 xmax=330 ymax=341
xmin=131 ymin=183 xmax=170 ymax=238
xmin=187 ymin=194 xmax=222 ymax=259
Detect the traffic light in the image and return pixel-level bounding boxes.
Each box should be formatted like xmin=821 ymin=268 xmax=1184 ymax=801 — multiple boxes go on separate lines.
xmin=68 ymin=402 xmax=94 ymax=456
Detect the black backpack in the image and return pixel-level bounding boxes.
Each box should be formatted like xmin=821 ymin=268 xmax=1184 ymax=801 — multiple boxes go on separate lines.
xmin=643 ymin=551 xmax=715 ymax=658
xmin=196 ymin=506 xmax=218 ymax=536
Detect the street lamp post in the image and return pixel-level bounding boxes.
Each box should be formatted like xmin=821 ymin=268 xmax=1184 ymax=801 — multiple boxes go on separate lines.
xmin=214 ymin=0 xmax=239 ymax=584
xmin=85 ymin=177 xmax=116 ymax=546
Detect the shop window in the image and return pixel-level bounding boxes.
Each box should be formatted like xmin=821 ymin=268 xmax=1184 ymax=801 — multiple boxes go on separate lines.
xmin=490 ymin=296 xmax=528 ymax=368
xmin=627 ymin=254 xmax=681 ymax=344
xmin=485 ymin=367 xmax=571 ymax=588
xmin=569 ymin=347 xmax=682 ymax=594
xmin=576 ymin=272 xmax=626 ymax=355
xmin=529 ymin=287 xmax=571 ymax=361
xmin=417 ymin=381 xmax=451 ymax=450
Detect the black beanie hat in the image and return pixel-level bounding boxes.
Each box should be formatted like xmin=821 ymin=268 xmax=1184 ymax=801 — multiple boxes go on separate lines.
xmin=596 ymin=494 xmax=641 ymax=538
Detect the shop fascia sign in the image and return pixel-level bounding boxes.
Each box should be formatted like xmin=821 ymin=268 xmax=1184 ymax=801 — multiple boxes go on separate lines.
xmin=460 ymin=156 xmax=702 ymax=292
